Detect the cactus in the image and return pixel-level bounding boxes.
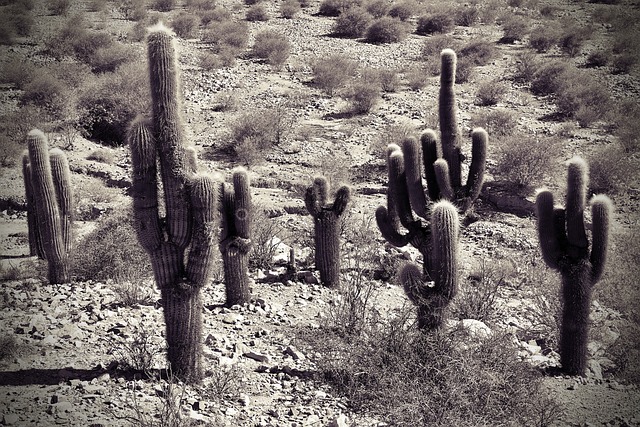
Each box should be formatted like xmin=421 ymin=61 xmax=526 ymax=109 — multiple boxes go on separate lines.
xmin=423 ymin=49 xmax=488 ymax=213
xmin=22 ymin=131 xmax=73 ymax=284
xmin=376 ymin=142 xmax=459 ymax=329
xmin=128 ymin=24 xmax=218 ymax=383
xmin=535 ymin=156 xmax=612 ymax=376
xmin=220 ymin=168 xmax=253 ymax=307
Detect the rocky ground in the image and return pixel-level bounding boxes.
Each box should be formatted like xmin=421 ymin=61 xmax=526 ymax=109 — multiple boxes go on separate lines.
xmin=1 ymin=0 xmax=640 ymax=425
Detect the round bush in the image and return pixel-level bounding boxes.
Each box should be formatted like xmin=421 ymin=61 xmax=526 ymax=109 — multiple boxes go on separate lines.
xmin=171 ymin=12 xmax=200 ymax=38
xmin=246 ymin=4 xmax=269 ymax=21
xmin=280 ymin=0 xmax=301 ymax=18
xmin=319 ymin=0 xmax=360 ymax=16
xmin=365 ymin=17 xmax=407 ymax=44
xmin=364 ymin=0 xmax=389 ymax=17
xmin=333 ymin=7 xmax=372 ymax=38
xmin=388 ymin=0 xmax=417 ymax=21
xmin=416 ymin=13 xmax=454 ymax=35
xmin=252 ymin=30 xmax=291 ymax=69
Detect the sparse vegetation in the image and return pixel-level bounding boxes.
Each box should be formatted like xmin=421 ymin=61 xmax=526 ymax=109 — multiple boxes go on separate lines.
xmin=311 ymin=55 xmax=358 ymax=96
xmin=251 ymin=30 xmax=291 ymax=69
xmin=365 ymin=16 xmax=408 ymax=44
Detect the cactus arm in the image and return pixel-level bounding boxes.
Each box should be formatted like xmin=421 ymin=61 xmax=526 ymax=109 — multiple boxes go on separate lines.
xmin=304 ymin=185 xmax=320 ymax=217
xmin=185 ymin=175 xmax=218 ymax=287
xmin=535 ymin=189 xmax=563 ymax=270
xmin=421 ymin=130 xmax=440 ymax=201
xmin=375 ymin=205 xmax=411 ymax=247
xmin=401 ymin=137 xmax=428 ymax=219
xmin=49 ymin=148 xmax=74 ymax=254
xmin=128 ymin=118 xmax=164 ymax=253
xmin=147 ymin=26 xmax=192 ymax=250
xmin=232 ymin=168 xmax=251 ymax=239
xmin=439 ymin=49 xmax=462 ymax=189
xmin=400 ymin=262 xmax=427 ymax=305
xmin=185 ymin=146 xmax=198 ymax=174
xmin=464 ymin=128 xmax=488 ymax=209
xmin=314 ymin=176 xmax=329 ymax=208
xmin=333 ymin=185 xmax=351 ymax=216
xmin=433 ymin=159 xmax=454 ymax=201
xmin=431 ymin=200 xmax=459 ymax=301
xmin=590 ymin=194 xmax=611 ymax=283
xmin=388 ymin=150 xmax=415 ymax=227
xmin=22 ymin=151 xmax=44 ymax=258
xmin=565 ymin=157 xmax=589 ymax=250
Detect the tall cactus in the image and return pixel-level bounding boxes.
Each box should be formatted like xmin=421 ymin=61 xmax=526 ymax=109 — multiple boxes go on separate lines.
xmin=536 ymin=157 xmax=611 ymax=376
xmin=220 ymin=168 xmax=252 ymax=307
xmin=128 ymin=24 xmax=218 ymax=383
xmin=304 ymin=177 xmax=351 ymax=288
xmin=423 ymin=49 xmax=487 ymax=214
xmin=22 ymin=130 xmax=73 ymax=284
xmin=376 ymin=143 xmax=459 ymax=329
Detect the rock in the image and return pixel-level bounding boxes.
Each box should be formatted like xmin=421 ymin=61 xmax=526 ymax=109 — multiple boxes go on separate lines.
xmin=284 ymin=345 xmax=305 ymax=360
xmin=2 ymin=413 xmax=19 ymax=425
xmin=328 ymin=414 xmax=349 ymax=427
xmin=460 ymin=319 xmax=492 ymax=339
xmin=587 ymin=359 xmax=603 ymax=380
xmin=304 ymin=414 xmax=321 ymax=425
xmin=244 ymin=351 xmax=271 ymax=363
xmin=222 ymin=313 xmax=244 ymax=324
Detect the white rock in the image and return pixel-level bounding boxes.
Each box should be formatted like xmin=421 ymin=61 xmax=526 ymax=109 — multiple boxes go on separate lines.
xmin=328 ymin=414 xmax=349 ymax=427
xmin=460 ymin=319 xmax=492 ymax=339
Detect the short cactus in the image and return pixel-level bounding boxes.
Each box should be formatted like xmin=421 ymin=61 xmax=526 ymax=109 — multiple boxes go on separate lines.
xmin=535 ymin=156 xmax=612 ymax=376
xmin=376 ymin=143 xmax=459 ymax=329
xmin=304 ymin=176 xmax=351 ymax=287
xmin=220 ymin=168 xmax=253 ymax=307
xmin=22 ymin=130 xmax=73 ymax=284
xmin=128 ymin=24 xmax=218 ymax=383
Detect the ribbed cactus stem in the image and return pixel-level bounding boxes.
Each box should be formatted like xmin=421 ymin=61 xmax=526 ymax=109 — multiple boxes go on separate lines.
xmin=25 ymin=130 xmax=71 ymax=284
xmin=439 ymin=48 xmax=462 ymax=189
xmin=305 ymin=176 xmax=351 ymax=288
xmin=186 ymin=175 xmax=218 ymax=287
xmin=220 ymin=169 xmax=253 ymax=306
xmin=535 ymin=157 xmax=612 ymax=376
xmin=22 ymin=151 xmax=43 ymax=258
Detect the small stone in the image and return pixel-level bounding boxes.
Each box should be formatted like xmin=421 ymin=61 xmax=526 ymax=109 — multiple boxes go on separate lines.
xmin=304 ymin=414 xmax=320 ymax=425
xmin=328 ymin=414 xmax=349 ymax=427
xmin=284 ymin=345 xmax=305 ymax=360
xmin=243 ymin=351 xmax=270 ymax=363
xmin=222 ymin=313 xmax=244 ymax=324
xmin=2 ymin=413 xmax=19 ymax=425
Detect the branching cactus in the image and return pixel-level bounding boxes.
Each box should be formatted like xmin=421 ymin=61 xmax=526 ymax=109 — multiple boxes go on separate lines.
xmin=128 ymin=24 xmax=218 ymax=383
xmin=536 ymin=156 xmax=612 ymax=376
xmin=219 ymin=168 xmax=252 ymax=307
xmin=304 ymin=176 xmax=351 ymax=288
xmin=422 ymin=49 xmax=488 ymax=214
xmin=376 ymin=143 xmax=459 ymax=329
xmin=22 ymin=130 xmax=73 ymax=284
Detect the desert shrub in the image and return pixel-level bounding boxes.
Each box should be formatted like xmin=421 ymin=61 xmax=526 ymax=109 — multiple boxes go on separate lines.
xmin=249 ymin=204 xmax=285 ymax=270
xmin=171 ymin=12 xmax=200 ymax=38
xmin=454 ymin=260 xmax=506 ymax=321
xmin=211 ymin=90 xmax=239 ymax=112
xmin=454 ymin=4 xmax=479 ymax=26
xmin=378 ymin=67 xmax=400 ymax=92
xmin=558 ymin=25 xmax=590 ymax=57
xmin=228 ymin=107 xmax=294 ymax=164
xmin=529 ymin=59 xmax=570 ymax=96
xmin=1 ymin=4 xmax=34 ymax=37
xmin=494 ymin=135 xmax=556 ymax=187
xmin=405 ymin=66 xmax=428 ymax=90
xmin=499 ymin=15 xmax=529 ymax=43
xmin=86 ymin=148 xmax=115 ymax=164
xmin=387 ymin=0 xmax=417 ymax=21
xmin=555 ymin=73 xmax=610 ymax=127
xmin=302 ymin=311 xmax=559 ymax=426
xmin=611 ymin=53 xmax=637 ymax=74
xmin=0 ymin=334 xmax=20 ymax=362
xmin=455 ymin=56 xmax=474 ymax=83
xmin=280 ymin=0 xmax=301 ymax=18
xmin=251 ymin=30 xmax=291 ymax=69
xmin=585 ymin=50 xmax=610 ymax=68
xmin=416 ymin=13 xmax=454 ymax=35
xmin=420 ymin=34 xmax=458 ymax=58
xmin=528 ymin=25 xmax=560 ymax=53
xmin=472 ymin=109 xmax=517 ymax=136
xmin=512 ymin=50 xmax=539 ymax=83
xmin=119 ymin=0 xmax=147 ymax=21
xmin=318 ymin=0 xmax=360 ymax=16
xmin=200 ymin=50 xmax=237 ymax=69
xmin=0 ymin=58 xmax=37 ymax=88
xmin=19 ymin=73 xmax=70 ymax=121
xmin=0 ymin=24 xmax=15 ymax=45
xmin=333 ymin=7 xmax=372 ymax=37
xmin=246 ymin=4 xmax=269 ymax=21
xmin=87 ymin=43 xmax=136 ymax=73
xmin=613 ymin=100 xmax=640 ymax=152
xmin=311 ymin=54 xmax=357 ymax=96
xmin=0 ymin=106 xmax=50 ymax=142
xmin=185 ymin=0 xmax=216 ymax=9
xmin=203 ymin=20 xmax=249 ymax=55
xmin=0 ymin=134 xmax=21 ymax=167
xmin=72 ymin=207 xmax=152 ymax=283
xmin=587 ymin=144 xmax=635 ymax=194
xmin=364 ymin=0 xmax=389 ymax=17
xmin=365 ymin=16 xmax=407 ymax=43
xmin=48 ymin=0 xmax=71 ymax=15
xmin=153 ymin=0 xmax=176 ymax=11
xmin=76 ymin=60 xmax=149 ymax=146
xmin=344 ymin=80 xmax=381 ymax=113
xmin=475 ymin=79 xmax=508 ymax=106
xmin=458 ymin=39 xmax=497 ymax=66
xmin=369 ymin=121 xmax=415 ymax=157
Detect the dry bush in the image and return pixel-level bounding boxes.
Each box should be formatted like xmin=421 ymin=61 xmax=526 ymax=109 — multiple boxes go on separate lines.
xmin=512 ymin=50 xmax=539 ymax=83
xmin=171 ymin=12 xmax=200 ymax=38
xmin=613 ymin=99 xmax=640 ymax=152
xmin=558 ymin=24 xmax=590 ymax=57
xmin=344 ymin=80 xmax=381 ymax=113
xmin=454 ymin=259 xmax=508 ymax=322
xmin=454 ymin=56 xmax=474 ymax=83
xmin=405 ymin=66 xmax=429 ymax=90
xmin=49 ymin=0 xmax=71 ymax=15
xmin=494 ymin=135 xmax=557 ymax=188
xmin=587 ymin=143 xmax=636 ymax=194
xmin=280 ymin=0 xmax=301 ymax=18
xmin=377 ymin=67 xmax=400 ymax=92
xmin=311 ymin=55 xmax=357 ymax=96
xmin=153 ymin=0 xmax=176 ymax=11
xmin=0 ymin=334 xmax=20 ymax=362
xmin=19 ymin=73 xmax=71 ymax=121
xmin=203 ymin=19 xmax=249 ymax=55
xmin=185 ymin=0 xmax=216 ymax=10
xmin=364 ymin=0 xmax=389 ymax=17
xmin=420 ymin=34 xmax=459 ymax=59
xmin=365 ymin=17 xmax=408 ymax=44
xmin=458 ymin=39 xmax=497 ymax=66
xmin=388 ymin=0 xmax=418 ymax=21
xmin=318 ymin=0 xmax=360 ymax=16
xmin=499 ymin=15 xmax=529 ymax=43
xmin=369 ymin=121 xmax=415 ymax=158
xmin=333 ymin=6 xmax=372 ymax=38
xmin=416 ymin=12 xmax=454 ymax=35
xmin=252 ymin=30 xmax=291 ymax=69
xmin=86 ymin=148 xmax=115 ymax=164
xmin=529 ymin=59 xmax=571 ymax=96
xmin=585 ymin=51 xmax=610 ymax=68
xmin=528 ymin=24 xmax=560 ymax=53
xmin=250 ymin=204 xmax=285 ymax=270
xmin=119 ymin=0 xmax=147 ymax=21
xmin=475 ymin=79 xmax=508 ymax=106
xmin=0 ymin=4 xmax=34 ymax=41
xmin=454 ymin=4 xmax=479 ymax=26
xmin=554 ymin=71 xmax=610 ymax=127
xmin=471 ymin=109 xmax=517 ymax=137
xmin=246 ymin=4 xmax=269 ymax=21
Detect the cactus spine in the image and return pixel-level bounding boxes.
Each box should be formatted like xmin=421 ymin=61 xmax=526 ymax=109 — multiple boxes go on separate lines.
xmin=535 ymin=156 xmax=612 ymax=376
xmin=128 ymin=24 xmax=217 ymax=383
xmin=22 ymin=131 xmax=73 ymax=284
xmin=377 ymin=142 xmax=459 ymax=329
xmin=220 ymin=168 xmax=253 ymax=307
xmin=423 ymin=49 xmax=488 ymax=214
xmin=304 ymin=177 xmax=351 ymax=288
